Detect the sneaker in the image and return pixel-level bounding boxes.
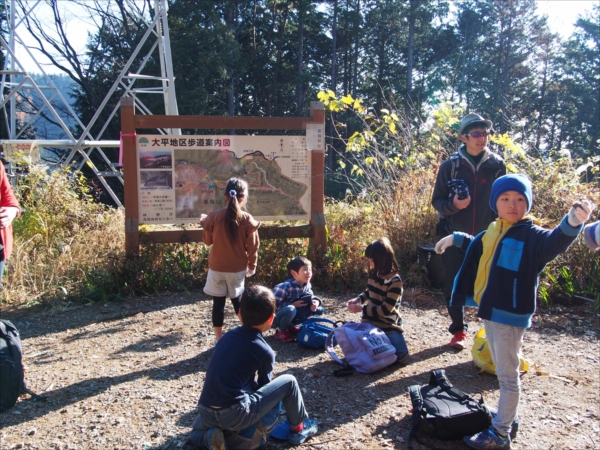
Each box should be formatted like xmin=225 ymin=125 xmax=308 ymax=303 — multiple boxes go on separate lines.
xmin=275 ymin=329 xmax=295 ymax=343
xmin=204 ymin=428 xmax=228 ymax=450
xmin=449 ymin=331 xmax=468 ymax=349
xmin=287 ymin=325 xmax=301 ymax=336
xmin=489 ymin=409 xmax=519 ymax=441
xmin=397 ymin=352 xmax=410 ymax=366
xmin=464 ymin=426 xmax=511 ymax=450
xmin=288 ymin=418 xmax=318 ymax=445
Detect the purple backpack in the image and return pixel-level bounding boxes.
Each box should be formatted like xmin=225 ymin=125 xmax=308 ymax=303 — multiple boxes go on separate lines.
xmin=326 ymin=322 xmax=397 ymax=373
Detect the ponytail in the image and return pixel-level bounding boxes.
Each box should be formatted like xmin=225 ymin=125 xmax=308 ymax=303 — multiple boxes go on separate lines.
xmin=224 ymin=178 xmax=248 ymax=243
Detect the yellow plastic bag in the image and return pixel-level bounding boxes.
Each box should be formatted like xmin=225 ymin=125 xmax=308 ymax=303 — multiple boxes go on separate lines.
xmin=472 ymin=328 xmax=531 ymax=375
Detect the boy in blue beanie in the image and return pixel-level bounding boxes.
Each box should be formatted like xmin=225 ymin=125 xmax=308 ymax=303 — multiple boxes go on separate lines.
xmin=435 ymin=174 xmax=594 ymax=449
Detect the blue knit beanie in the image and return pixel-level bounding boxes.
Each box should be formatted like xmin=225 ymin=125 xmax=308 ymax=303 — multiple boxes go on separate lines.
xmin=489 ymin=174 xmax=533 ymax=214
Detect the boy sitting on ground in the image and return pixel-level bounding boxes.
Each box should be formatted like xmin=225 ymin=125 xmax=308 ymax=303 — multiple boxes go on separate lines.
xmin=272 ymin=257 xmax=324 ymax=342
xmin=190 ymin=285 xmax=318 ymax=449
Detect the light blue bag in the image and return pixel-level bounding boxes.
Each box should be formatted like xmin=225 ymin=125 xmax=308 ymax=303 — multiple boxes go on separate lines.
xmin=326 ymin=322 xmax=397 ymax=373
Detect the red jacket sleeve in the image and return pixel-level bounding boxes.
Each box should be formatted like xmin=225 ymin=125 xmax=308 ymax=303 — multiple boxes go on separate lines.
xmin=0 ymin=162 xmax=21 ymax=260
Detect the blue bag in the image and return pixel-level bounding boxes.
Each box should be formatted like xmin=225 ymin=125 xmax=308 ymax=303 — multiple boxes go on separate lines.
xmin=296 ymin=318 xmax=337 ymax=349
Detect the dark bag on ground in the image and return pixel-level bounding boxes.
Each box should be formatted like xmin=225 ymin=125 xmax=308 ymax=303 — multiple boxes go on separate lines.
xmin=407 ymin=369 xmax=491 ymax=448
xmin=0 ymin=320 xmax=45 ymax=412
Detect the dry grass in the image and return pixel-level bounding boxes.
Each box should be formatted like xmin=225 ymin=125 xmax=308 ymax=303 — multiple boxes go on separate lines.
xmin=2 ymin=151 xmax=597 ymax=309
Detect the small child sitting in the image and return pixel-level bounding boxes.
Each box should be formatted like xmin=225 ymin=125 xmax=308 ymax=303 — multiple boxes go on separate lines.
xmin=435 ymin=174 xmax=594 ymax=450
xmin=346 ymin=237 xmax=409 ymax=364
xmin=272 ymin=257 xmax=324 ymax=342
xmin=190 ymin=285 xmax=318 ymax=449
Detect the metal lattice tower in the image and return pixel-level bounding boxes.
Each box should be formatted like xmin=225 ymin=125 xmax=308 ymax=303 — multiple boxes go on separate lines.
xmin=0 ymin=0 xmax=180 ymax=206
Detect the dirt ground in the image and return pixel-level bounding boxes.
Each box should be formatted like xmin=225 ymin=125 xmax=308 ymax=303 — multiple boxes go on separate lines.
xmin=1 ymin=290 xmax=599 ymax=450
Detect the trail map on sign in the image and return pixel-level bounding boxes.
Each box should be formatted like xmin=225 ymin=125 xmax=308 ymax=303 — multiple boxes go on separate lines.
xmin=136 ymin=135 xmax=311 ymax=223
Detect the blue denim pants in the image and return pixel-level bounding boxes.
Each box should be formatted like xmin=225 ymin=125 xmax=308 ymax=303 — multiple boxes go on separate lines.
xmin=385 ymin=329 xmax=409 ymax=361
xmin=191 ymin=374 xmax=308 ymax=445
xmin=272 ymin=305 xmax=325 ymax=330
xmin=272 ymin=305 xmax=297 ymax=331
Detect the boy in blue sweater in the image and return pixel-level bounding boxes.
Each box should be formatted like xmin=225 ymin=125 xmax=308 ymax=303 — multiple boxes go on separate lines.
xmin=435 ymin=174 xmax=594 ymax=449
xmin=272 ymin=257 xmax=324 ymax=342
xmin=190 ymin=285 xmax=318 ymax=449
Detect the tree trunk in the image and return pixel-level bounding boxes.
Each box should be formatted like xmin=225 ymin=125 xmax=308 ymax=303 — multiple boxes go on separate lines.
xmin=226 ymin=6 xmax=235 ymax=117
xmin=406 ymin=0 xmax=415 ymax=117
xmin=535 ymin=56 xmax=548 ymax=151
xmin=352 ymin=0 xmax=360 ymax=97
xmin=297 ymin=0 xmax=305 ymax=116
xmin=327 ymin=0 xmax=339 ymax=172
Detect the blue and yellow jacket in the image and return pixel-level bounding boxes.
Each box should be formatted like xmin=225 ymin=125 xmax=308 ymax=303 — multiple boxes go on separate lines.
xmin=449 ymin=216 xmax=582 ymax=328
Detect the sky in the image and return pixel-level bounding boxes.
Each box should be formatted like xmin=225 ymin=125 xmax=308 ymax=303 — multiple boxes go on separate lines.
xmin=9 ymin=0 xmax=600 ymax=76
xmin=535 ymin=0 xmax=598 ymax=34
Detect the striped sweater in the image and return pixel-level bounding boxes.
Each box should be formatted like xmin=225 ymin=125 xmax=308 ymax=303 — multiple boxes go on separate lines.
xmin=358 ymin=273 xmax=404 ymax=332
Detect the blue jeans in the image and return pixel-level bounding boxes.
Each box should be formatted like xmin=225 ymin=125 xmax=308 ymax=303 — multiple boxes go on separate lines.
xmin=272 ymin=305 xmax=296 ymax=331
xmin=191 ymin=374 xmax=308 ymax=443
xmin=385 ymin=329 xmax=409 ymax=361
xmin=485 ymin=320 xmax=525 ymax=437
xmin=272 ymin=305 xmax=325 ymax=331
xmin=191 ymin=402 xmax=280 ymax=449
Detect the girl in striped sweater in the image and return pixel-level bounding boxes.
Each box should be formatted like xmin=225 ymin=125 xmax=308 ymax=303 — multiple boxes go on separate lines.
xmin=346 ymin=237 xmax=409 ymax=364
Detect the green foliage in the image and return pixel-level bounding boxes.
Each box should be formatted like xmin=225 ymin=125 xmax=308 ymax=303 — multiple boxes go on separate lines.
xmin=322 ymin=90 xmax=600 ymax=301
xmin=4 ymin=93 xmax=598 ymax=309
xmin=5 ymin=165 xmax=122 ymax=306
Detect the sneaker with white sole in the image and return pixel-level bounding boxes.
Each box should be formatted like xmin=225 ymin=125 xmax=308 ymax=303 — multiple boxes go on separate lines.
xmin=288 ymin=418 xmax=318 ymax=445
xmin=464 ymin=426 xmax=511 ymax=450
xmin=449 ymin=331 xmax=468 ymax=349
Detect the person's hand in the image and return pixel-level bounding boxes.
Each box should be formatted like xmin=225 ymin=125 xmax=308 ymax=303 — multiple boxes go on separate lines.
xmin=0 ymin=207 xmax=19 ymax=229
xmin=347 ymin=298 xmax=362 ymax=313
xmin=293 ymin=299 xmax=306 ymax=308
xmin=435 ymin=235 xmax=454 ymax=254
xmin=246 ymin=267 xmax=256 ymax=277
xmin=452 ymin=194 xmax=471 ymax=210
xmin=567 ymin=200 xmax=594 ymax=227
xmin=310 ymin=299 xmax=319 ymax=312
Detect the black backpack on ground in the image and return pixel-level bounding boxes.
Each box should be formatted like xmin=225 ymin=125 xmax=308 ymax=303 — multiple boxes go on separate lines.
xmin=0 ymin=319 xmax=45 ymax=412
xmin=407 ymin=369 xmax=491 ymax=448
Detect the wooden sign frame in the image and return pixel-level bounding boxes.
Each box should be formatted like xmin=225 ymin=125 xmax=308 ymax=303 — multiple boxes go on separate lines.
xmin=120 ymin=97 xmax=326 ymax=258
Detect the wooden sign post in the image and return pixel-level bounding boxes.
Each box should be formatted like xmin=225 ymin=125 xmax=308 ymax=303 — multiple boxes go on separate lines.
xmin=120 ymin=98 xmax=326 ymax=258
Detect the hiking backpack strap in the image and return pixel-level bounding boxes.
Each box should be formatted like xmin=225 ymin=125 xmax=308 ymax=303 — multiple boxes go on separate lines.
xmin=326 ymin=330 xmax=345 ymax=366
xmin=326 ymin=329 xmax=355 ymax=376
xmin=450 ymin=153 xmax=460 ymax=180
xmin=407 ymin=385 xmax=424 ymax=449
xmin=430 ymin=369 xmax=471 ymax=402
